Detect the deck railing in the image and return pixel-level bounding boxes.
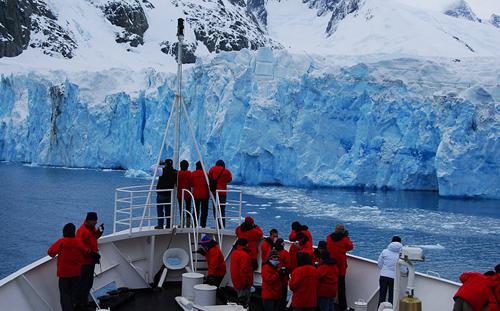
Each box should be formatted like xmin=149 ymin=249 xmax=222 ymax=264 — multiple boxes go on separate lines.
xmin=113 ymin=185 xmax=243 ymax=237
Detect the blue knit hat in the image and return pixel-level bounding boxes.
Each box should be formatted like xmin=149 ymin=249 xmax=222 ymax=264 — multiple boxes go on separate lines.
xmin=200 ymin=235 xmax=211 ymax=245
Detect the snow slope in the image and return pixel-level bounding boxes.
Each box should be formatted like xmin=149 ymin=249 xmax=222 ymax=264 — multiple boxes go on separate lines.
xmin=1 ymin=49 xmax=499 ymax=198
xmin=1 ymin=0 xmax=500 ymax=69
xmin=265 ymin=0 xmax=500 ymax=56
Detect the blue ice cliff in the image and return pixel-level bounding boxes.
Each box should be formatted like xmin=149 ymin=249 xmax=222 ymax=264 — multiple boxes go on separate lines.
xmin=0 ymin=49 xmax=499 ymax=198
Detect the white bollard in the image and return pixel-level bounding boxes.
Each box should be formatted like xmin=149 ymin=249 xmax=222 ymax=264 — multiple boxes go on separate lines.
xmin=182 ymin=272 xmax=204 ymax=301
xmin=194 ymin=284 xmax=217 ymax=306
xmin=354 ymin=299 xmax=368 ymax=311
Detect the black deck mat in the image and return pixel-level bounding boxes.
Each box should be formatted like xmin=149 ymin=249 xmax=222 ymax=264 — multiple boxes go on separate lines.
xmin=115 ymin=282 xmax=183 ymax=311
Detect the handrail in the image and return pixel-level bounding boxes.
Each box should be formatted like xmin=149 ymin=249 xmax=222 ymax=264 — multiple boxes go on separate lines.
xmin=114 ymin=186 xmax=243 ymax=241
xmin=184 ymin=210 xmax=197 ymax=272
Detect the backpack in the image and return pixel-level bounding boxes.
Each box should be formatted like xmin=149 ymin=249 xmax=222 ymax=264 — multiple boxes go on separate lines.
xmin=209 ymin=168 xmax=225 ymax=193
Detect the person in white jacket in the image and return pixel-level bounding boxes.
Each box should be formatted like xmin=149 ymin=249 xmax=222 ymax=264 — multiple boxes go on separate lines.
xmin=377 ymin=236 xmax=406 ymax=306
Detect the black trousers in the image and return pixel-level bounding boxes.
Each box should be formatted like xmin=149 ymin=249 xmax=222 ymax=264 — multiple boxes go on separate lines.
xmin=212 ymin=195 xmax=226 ymax=227
xmin=263 ymin=299 xmax=281 ymax=311
xmin=178 ymin=197 xmax=192 ymax=225
xmin=378 ymin=276 xmax=394 ymax=306
xmin=195 ymin=199 xmax=209 ymax=228
xmin=280 ymin=285 xmax=288 ymax=311
xmin=157 ymin=194 xmax=171 ymax=227
xmin=59 ymin=277 xmax=79 ymax=311
xmin=337 ymin=275 xmax=346 ymax=311
xmin=78 ymin=264 xmax=95 ymax=305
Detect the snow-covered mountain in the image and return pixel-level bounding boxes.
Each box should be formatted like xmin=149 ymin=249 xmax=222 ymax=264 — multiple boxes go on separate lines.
xmin=1 ymin=0 xmax=499 ymax=70
xmin=0 ymin=0 xmax=499 ymax=198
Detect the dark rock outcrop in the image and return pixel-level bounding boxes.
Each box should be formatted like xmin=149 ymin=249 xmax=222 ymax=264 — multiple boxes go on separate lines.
xmin=0 ymin=0 xmax=77 ymax=59
xmin=0 ymin=0 xmax=31 ymax=57
xmin=303 ymin=0 xmax=362 ymax=36
xmin=160 ymin=41 xmax=197 ymax=64
xmin=90 ymin=0 xmax=149 ymax=47
xmin=490 ymin=14 xmax=500 ymax=28
xmin=180 ymin=0 xmax=281 ymax=53
xmin=444 ymin=0 xmax=480 ymax=22
xmin=28 ymin=0 xmax=77 ymax=58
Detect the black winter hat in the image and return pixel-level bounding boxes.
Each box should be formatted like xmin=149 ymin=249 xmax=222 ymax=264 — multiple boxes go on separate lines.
xmin=392 ymin=236 xmax=402 ymax=243
xmin=86 ymin=212 xmax=98 ymax=221
xmin=63 ymin=223 xmax=76 ymax=237
xmin=291 ymin=221 xmax=301 ymax=231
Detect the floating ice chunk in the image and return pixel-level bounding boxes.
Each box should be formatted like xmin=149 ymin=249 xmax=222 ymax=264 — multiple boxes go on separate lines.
xmin=124 ymin=169 xmax=149 ymax=178
xmin=414 ymin=244 xmax=445 ymax=250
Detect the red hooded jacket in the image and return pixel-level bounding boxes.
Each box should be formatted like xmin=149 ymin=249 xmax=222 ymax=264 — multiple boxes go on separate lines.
xmin=205 ymin=243 xmax=226 ymax=277
xmin=235 ymin=224 xmax=263 ymax=260
xmin=289 ymin=229 xmax=313 ymax=250
xmin=77 ymin=222 xmax=102 ymax=265
xmin=260 ymin=237 xmax=274 ymax=262
xmin=326 ymin=232 xmax=353 ymax=276
xmin=454 ymin=272 xmax=499 ymax=311
xmin=289 ymin=245 xmax=315 ymax=272
xmin=208 ymin=166 xmax=232 ymax=197
xmin=191 ymin=169 xmax=209 ymax=200
xmin=262 ymin=262 xmax=282 ymax=300
xmin=48 ymin=237 xmax=88 ymax=278
xmin=230 ymin=245 xmax=253 ymax=290
xmin=317 ymin=261 xmax=339 ymax=298
xmin=177 ymin=170 xmax=192 ymax=199
xmin=278 ymin=249 xmax=291 ymax=286
xmin=289 ymin=264 xmax=318 ymax=308
xmin=489 ymin=274 xmax=500 ymax=311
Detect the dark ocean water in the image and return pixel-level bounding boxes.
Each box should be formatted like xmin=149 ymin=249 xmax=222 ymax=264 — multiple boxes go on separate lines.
xmin=0 ymin=163 xmax=498 ymax=281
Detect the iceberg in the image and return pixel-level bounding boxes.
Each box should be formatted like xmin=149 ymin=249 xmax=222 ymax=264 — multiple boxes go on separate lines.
xmin=0 ymin=49 xmax=499 ymax=198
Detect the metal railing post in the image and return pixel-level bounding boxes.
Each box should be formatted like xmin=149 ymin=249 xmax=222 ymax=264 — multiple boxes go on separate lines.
xmin=128 ymin=191 xmax=133 ymax=236
xmin=113 ymin=190 xmax=118 ymax=234
xmin=239 ymin=191 xmax=242 ymax=224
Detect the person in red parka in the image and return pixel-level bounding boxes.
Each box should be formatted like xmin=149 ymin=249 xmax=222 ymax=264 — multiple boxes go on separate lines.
xmin=290 ymin=231 xmax=315 ymax=271
xmin=235 ymin=216 xmax=263 ymax=271
xmin=453 ymin=270 xmax=500 ymax=311
xmin=208 ymin=160 xmax=232 ymax=227
xmin=326 ymin=224 xmax=353 ymax=311
xmin=230 ymin=238 xmax=253 ymax=308
xmin=48 ymin=223 xmax=89 ymax=311
xmin=289 ymin=221 xmax=313 ymax=250
xmin=289 ymin=252 xmax=318 ymax=311
xmin=198 ymin=235 xmax=226 ymax=288
xmin=488 ymin=264 xmax=500 ymax=311
xmin=191 ymin=161 xmax=210 ymax=227
xmin=177 ymin=160 xmax=192 ymax=226
xmin=76 ymin=212 xmax=103 ymax=307
xmin=275 ymin=238 xmax=291 ymax=310
xmin=261 ymin=228 xmax=279 ymax=263
xmin=317 ymin=251 xmax=339 ymax=311
xmin=262 ymin=250 xmax=282 ymax=311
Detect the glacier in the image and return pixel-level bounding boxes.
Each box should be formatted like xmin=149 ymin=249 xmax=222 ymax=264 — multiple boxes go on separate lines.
xmin=0 ymin=48 xmax=499 ymax=198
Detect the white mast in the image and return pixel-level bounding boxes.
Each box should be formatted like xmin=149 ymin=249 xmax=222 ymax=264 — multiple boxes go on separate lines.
xmin=173 ymin=18 xmax=184 ymax=168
